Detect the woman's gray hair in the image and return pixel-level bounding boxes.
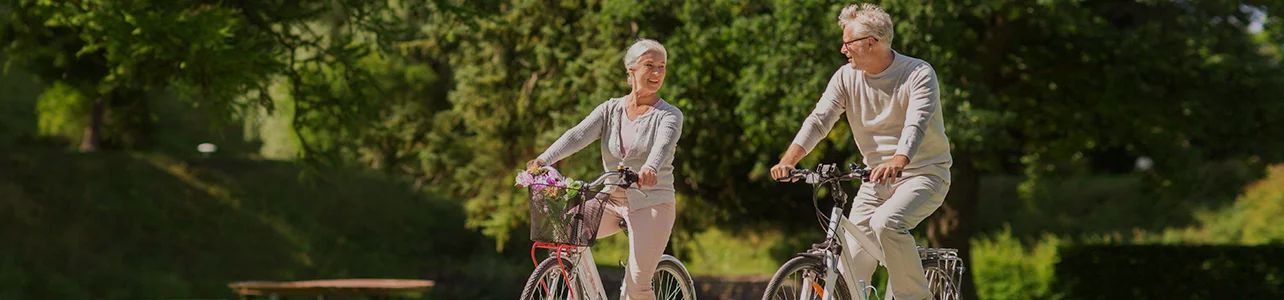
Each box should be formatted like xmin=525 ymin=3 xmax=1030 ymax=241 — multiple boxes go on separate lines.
xmin=623 ymin=39 xmax=668 ymax=83
xmin=837 ymin=3 xmax=894 ymax=45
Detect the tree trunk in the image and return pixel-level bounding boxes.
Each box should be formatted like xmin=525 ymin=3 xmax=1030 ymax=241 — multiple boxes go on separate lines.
xmin=79 ymin=95 xmax=106 ymax=152
xmin=927 ymin=151 xmax=979 ymax=300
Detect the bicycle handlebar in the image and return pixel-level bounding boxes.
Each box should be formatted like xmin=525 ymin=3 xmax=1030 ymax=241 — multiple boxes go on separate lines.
xmin=589 ymin=169 xmax=639 ymax=188
xmin=775 ymin=162 xmax=903 ymax=236
xmin=774 ymin=163 xmax=900 ymax=184
xmin=542 ymin=165 xmax=639 ymax=189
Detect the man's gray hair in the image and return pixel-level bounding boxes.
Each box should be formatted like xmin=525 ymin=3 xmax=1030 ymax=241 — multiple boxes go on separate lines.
xmin=623 ymin=39 xmax=668 ymax=82
xmin=838 ymin=3 xmax=894 ymax=45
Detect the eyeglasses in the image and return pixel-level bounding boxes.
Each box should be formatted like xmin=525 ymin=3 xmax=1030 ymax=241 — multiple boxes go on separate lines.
xmin=843 ymin=35 xmax=878 ymax=48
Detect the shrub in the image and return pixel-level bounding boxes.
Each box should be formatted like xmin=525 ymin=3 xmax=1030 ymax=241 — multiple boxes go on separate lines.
xmin=1056 ymin=245 xmax=1284 ymax=299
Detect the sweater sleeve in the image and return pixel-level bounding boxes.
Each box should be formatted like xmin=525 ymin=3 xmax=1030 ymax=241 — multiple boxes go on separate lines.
xmin=643 ymin=108 xmax=684 ymax=172
xmin=537 ymin=101 xmax=611 ymax=164
xmin=894 ymin=65 xmax=940 ymax=160
xmin=791 ymin=68 xmax=849 ymax=154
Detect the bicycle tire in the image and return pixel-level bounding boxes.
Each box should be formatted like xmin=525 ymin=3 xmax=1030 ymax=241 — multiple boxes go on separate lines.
xmin=762 ymin=255 xmax=854 ymax=300
xmin=651 ymin=255 xmax=697 ymax=299
xmin=923 ymin=259 xmax=963 ymax=300
xmin=520 ymin=256 xmax=580 ymax=300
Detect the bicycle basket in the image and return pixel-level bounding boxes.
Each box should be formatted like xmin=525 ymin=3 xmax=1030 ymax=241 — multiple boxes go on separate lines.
xmin=527 ymin=184 xmax=608 ymax=247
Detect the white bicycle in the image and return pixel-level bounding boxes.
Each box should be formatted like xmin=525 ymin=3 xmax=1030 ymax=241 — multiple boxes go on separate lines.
xmin=761 ymin=163 xmax=965 ymax=300
xmin=518 ymin=165 xmax=697 ymax=300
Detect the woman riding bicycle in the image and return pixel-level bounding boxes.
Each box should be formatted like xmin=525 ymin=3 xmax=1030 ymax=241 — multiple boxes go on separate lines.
xmin=527 ymin=38 xmax=684 ymax=300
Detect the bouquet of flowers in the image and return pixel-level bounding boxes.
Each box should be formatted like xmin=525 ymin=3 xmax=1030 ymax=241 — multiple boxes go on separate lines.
xmin=515 ymin=166 xmax=587 ymax=203
xmin=516 ymin=166 xmax=594 ymax=245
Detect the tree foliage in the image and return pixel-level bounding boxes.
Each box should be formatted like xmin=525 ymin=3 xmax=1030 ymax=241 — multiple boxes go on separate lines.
xmin=2 ymin=0 xmax=286 ymax=150
xmin=224 ymin=1 xmax=1284 ymax=257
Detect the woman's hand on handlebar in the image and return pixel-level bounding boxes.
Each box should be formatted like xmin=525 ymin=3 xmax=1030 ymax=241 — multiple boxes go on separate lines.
xmin=526 ymin=158 xmax=546 ymax=170
xmin=638 ymin=167 xmax=658 ymax=187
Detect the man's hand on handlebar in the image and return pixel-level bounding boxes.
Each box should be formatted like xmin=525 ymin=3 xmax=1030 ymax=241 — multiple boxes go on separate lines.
xmin=871 ymin=155 xmax=910 ymax=184
xmin=771 ymin=163 xmax=797 ymax=182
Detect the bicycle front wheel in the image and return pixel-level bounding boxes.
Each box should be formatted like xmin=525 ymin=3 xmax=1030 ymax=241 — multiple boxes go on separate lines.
xmin=652 ymin=255 xmax=697 ymax=299
xmin=923 ymin=259 xmax=962 ymax=300
xmin=520 ymin=256 xmax=580 ymax=300
xmin=762 ymin=255 xmax=853 ymax=300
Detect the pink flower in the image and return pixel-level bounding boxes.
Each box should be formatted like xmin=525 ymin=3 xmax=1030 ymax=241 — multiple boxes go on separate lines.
xmin=541 ymin=175 xmax=562 ymax=187
xmin=544 ymin=168 xmax=562 ymax=179
xmin=515 ymin=171 xmax=535 ymax=187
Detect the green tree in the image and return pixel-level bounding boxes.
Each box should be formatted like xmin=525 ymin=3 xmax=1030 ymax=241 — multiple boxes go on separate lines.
xmin=2 ymin=0 xmax=425 ymax=154
xmin=2 ymin=0 xmax=282 ymax=151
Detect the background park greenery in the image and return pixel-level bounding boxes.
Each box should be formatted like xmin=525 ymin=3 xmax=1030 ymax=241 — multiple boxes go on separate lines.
xmin=2 ymin=0 xmax=1283 ymax=299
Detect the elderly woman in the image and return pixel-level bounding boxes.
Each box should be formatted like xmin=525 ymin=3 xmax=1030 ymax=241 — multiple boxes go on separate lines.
xmin=527 ymin=38 xmax=683 ymax=299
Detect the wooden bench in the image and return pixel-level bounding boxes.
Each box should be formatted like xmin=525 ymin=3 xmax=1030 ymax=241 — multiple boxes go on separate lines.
xmin=228 ymin=279 xmax=435 ymax=299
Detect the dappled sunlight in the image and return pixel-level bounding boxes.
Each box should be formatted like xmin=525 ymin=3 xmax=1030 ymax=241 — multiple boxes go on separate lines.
xmin=0 ymin=148 xmax=304 ymax=298
xmin=139 ymin=153 xmax=315 ymax=268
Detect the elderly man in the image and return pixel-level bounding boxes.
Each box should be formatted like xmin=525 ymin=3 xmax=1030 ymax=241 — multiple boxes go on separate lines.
xmin=770 ymin=3 xmax=953 ymax=299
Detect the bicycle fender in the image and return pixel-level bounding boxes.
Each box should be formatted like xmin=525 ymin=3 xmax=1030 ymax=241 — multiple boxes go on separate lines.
xmin=659 ymin=254 xmax=695 ymax=280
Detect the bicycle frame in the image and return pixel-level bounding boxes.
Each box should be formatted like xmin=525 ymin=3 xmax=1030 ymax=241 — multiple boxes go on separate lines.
xmin=806 ymin=203 xmax=884 ymax=300
xmin=803 ymin=184 xmax=881 ymax=300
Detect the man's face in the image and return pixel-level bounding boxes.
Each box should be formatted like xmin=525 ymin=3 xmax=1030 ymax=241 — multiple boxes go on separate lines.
xmin=840 ymin=24 xmax=877 ymax=69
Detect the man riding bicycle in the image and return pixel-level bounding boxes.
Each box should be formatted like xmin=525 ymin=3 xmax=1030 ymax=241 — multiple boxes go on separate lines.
xmin=769 ymin=3 xmax=952 ymax=300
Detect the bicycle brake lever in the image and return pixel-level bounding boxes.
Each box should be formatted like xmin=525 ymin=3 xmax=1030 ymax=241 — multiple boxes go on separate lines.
xmin=614 ymin=184 xmax=648 ymax=198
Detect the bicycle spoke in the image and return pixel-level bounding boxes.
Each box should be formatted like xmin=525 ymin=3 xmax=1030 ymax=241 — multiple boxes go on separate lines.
xmin=546 ymin=272 xmax=561 ymax=300
xmin=924 ymin=264 xmax=960 ymax=300
xmin=534 ymin=267 xmax=575 ymax=300
xmin=652 ymin=268 xmax=684 ymax=300
xmin=667 ymin=273 xmax=677 ymax=298
xmin=673 ymin=272 xmax=681 ymax=298
xmin=654 ymin=271 xmax=666 ymax=299
xmin=663 ymin=272 xmax=676 ymax=299
xmin=768 ymin=266 xmax=840 ymax=300
xmin=657 ymin=273 xmax=667 ymax=298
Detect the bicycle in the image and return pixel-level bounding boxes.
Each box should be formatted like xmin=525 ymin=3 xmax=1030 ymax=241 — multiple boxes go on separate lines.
xmin=761 ymin=163 xmax=965 ymax=300
xmin=518 ymin=165 xmax=697 ymax=300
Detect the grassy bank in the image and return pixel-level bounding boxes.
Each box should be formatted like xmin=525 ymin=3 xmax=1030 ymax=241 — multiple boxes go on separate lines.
xmin=0 ymin=146 xmax=527 ymax=299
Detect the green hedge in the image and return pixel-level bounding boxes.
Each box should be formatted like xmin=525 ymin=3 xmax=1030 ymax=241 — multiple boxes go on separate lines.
xmin=1056 ymin=245 xmax=1284 ymax=299
xmin=972 ymin=228 xmax=1063 ymax=300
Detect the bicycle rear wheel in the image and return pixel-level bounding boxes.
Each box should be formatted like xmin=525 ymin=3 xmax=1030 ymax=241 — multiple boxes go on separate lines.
xmin=923 ymin=259 xmax=962 ymax=300
xmin=520 ymin=256 xmax=581 ymax=300
xmin=651 ymin=255 xmax=697 ymax=299
xmin=761 ymin=256 xmax=853 ymax=300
